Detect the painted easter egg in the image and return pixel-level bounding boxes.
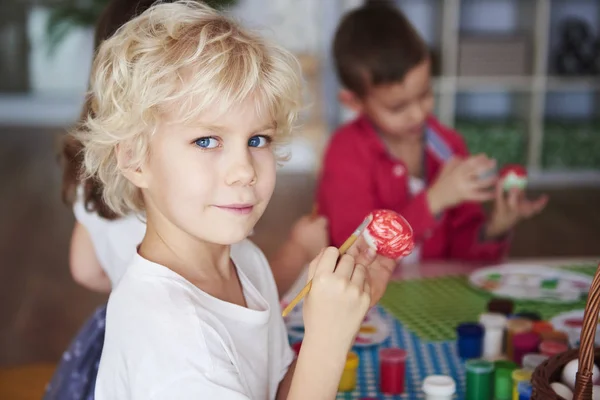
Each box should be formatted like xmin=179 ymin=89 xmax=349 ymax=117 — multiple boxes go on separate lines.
xmin=363 ymin=209 xmax=414 ymax=259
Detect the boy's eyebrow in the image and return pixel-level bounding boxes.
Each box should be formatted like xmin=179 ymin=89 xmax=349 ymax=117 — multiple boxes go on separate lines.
xmin=255 ymin=123 xmax=277 ymax=132
xmin=197 ymin=123 xmax=227 ymax=133
xmin=197 ymin=123 xmax=277 ymax=133
xmin=386 ymin=83 xmax=432 ymax=109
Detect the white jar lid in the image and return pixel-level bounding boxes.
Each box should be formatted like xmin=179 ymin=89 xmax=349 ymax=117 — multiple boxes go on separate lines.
xmin=479 ymin=312 xmax=507 ymax=329
xmin=422 ymin=375 xmax=456 ymax=396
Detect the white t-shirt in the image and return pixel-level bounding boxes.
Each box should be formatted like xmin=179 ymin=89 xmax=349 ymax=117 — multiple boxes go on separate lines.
xmin=73 ymin=196 xmax=146 ymax=287
xmin=95 ymin=239 xmax=294 ymax=400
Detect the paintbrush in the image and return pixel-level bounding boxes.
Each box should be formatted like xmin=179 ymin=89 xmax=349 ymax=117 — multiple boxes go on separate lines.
xmin=281 ymin=216 xmax=372 ymax=317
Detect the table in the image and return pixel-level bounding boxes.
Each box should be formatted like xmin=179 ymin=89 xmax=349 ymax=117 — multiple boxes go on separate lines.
xmin=333 ymin=258 xmax=600 ymax=399
xmin=392 ymin=258 xmax=600 ymax=281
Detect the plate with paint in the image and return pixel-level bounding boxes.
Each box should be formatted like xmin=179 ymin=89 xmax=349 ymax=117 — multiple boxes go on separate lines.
xmin=550 ymin=310 xmax=600 ymax=347
xmin=284 ymin=306 xmax=390 ymax=348
xmin=469 ymin=264 xmax=592 ymax=303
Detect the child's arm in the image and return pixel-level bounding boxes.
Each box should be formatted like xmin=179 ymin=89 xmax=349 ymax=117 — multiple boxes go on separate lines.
xmin=277 ymin=248 xmax=372 ymax=400
xmin=319 ymin=142 xmax=439 ymax=248
xmin=69 ymin=222 xmax=111 ymax=293
xmin=269 ymin=215 xmax=328 ymax=297
xmin=446 ymin=202 xmax=510 ymax=262
xmin=447 ymin=179 xmax=547 ymax=262
xmin=276 ymin=334 xmax=349 ymax=400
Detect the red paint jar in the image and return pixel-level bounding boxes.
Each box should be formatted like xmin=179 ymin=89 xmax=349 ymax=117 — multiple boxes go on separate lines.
xmin=291 ymin=341 xmax=302 ymax=356
xmin=512 ymin=332 xmax=540 ymax=366
xmin=379 ymin=347 xmax=407 ymax=394
xmin=539 ymin=340 xmax=568 ymax=357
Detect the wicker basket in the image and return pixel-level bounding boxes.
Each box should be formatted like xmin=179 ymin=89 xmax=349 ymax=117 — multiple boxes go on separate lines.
xmin=531 ymin=263 xmax=600 ymax=400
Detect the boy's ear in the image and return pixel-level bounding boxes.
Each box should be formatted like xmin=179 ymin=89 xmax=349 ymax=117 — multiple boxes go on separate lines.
xmin=115 ymin=143 xmax=149 ymax=189
xmin=338 ymin=88 xmax=364 ymax=114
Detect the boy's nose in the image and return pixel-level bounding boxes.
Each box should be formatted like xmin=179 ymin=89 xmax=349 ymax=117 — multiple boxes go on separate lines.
xmin=225 ymin=152 xmax=257 ymax=186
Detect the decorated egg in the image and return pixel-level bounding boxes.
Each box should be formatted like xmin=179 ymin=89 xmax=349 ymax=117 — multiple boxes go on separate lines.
xmin=499 ymin=164 xmax=528 ymax=191
xmin=363 ymin=210 xmax=414 ymax=259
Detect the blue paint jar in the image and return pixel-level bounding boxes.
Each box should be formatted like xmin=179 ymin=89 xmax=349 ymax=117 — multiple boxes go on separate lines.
xmin=518 ymin=380 xmax=532 ymax=400
xmin=456 ymin=323 xmax=484 ymax=359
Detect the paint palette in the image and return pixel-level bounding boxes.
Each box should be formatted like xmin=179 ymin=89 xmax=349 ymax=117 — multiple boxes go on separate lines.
xmin=469 ymin=264 xmax=592 ymax=303
xmin=550 ymin=310 xmax=600 ymax=348
xmin=284 ymin=305 xmax=390 ymax=348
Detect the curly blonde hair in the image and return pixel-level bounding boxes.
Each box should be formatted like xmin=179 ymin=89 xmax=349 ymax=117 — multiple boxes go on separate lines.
xmin=75 ymin=0 xmax=303 ymax=216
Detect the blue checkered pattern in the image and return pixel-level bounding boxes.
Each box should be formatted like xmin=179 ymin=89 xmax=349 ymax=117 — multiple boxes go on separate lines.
xmin=292 ymin=306 xmax=467 ymax=399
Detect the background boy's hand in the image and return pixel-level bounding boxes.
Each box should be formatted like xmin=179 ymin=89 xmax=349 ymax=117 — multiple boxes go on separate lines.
xmin=485 ymin=184 xmax=548 ymax=239
xmin=427 ymin=154 xmax=497 ymax=215
xmin=290 ymin=214 xmax=329 ymax=262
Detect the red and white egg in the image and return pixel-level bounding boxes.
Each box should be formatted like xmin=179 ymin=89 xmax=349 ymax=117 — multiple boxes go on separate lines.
xmin=362 ymin=209 xmax=414 ymax=259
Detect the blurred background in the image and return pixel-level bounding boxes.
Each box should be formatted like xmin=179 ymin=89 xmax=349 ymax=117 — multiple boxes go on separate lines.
xmin=0 ymin=0 xmax=599 ymax=397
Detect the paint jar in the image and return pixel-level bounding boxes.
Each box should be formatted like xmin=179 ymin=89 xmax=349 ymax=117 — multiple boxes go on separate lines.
xmin=487 ymin=298 xmax=514 ymax=316
xmin=379 ymin=347 xmax=407 ymax=394
xmin=494 ymin=360 xmax=518 ymax=400
xmin=531 ymin=321 xmax=554 ymax=335
xmin=512 ymin=369 xmax=532 ymax=400
xmin=479 ymin=312 xmax=507 ymax=360
xmin=518 ymin=380 xmax=533 ymax=400
xmin=539 ymin=330 xmax=569 ymax=345
xmin=291 ymin=341 xmax=302 ymax=356
xmin=457 ymin=323 xmax=484 ymax=359
xmin=422 ymin=375 xmax=456 ymax=400
xmin=506 ymin=319 xmax=533 ymax=360
xmin=512 ymin=332 xmax=541 ymax=366
xmin=522 ymin=353 xmax=548 ymax=371
xmin=466 ymin=359 xmax=493 ymax=400
xmin=539 ymin=340 xmax=569 ymax=358
xmin=338 ymin=352 xmax=359 ymax=392
xmin=514 ymin=311 xmax=541 ymax=321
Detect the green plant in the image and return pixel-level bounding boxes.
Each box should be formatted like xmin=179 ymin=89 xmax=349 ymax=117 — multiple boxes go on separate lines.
xmin=46 ymin=0 xmax=239 ymax=54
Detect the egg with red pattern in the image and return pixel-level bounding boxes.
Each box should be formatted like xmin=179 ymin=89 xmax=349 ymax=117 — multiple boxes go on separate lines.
xmin=362 ymin=209 xmax=414 ymax=259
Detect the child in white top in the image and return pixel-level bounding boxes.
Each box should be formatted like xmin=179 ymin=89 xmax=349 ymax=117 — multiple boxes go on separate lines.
xmin=45 ymin=1 xmax=327 ymax=398
xmin=60 ymin=0 xmax=328 ymax=296
xmin=75 ymin=2 xmax=395 ymax=399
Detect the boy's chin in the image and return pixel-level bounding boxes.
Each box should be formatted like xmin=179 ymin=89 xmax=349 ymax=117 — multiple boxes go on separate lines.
xmin=401 ymin=125 xmax=425 ymax=137
xmin=208 ymin=226 xmax=256 ymax=246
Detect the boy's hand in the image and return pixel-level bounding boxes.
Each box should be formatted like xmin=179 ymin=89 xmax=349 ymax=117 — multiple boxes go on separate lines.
xmin=427 ymin=154 xmax=497 ymax=214
xmin=303 ymin=247 xmax=371 ymax=350
xmin=344 ymin=234 xmax=396 ymax=306
xmin=289 ymin=214 xmax=329 ymax=262
xmin=485 ymin=184 xmax=548 ymax=239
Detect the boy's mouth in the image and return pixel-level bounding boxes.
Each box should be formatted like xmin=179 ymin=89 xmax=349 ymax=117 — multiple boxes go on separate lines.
xmin=215 ymin=204 xmax=255 ymax=215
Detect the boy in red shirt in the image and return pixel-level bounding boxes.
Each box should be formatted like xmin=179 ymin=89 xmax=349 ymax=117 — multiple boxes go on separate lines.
xmin=317 ymin=2 xmax=548 ymax=263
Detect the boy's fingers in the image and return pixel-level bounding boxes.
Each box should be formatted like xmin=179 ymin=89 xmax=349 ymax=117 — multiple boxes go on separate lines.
xmin=334 ymin=254 xmax=356 ymax=279
xmin=307 ymin=248 xmax=325 ymax=280
xmin=350 ymin=263 xmax=367 ymax=289
xmin=312 ymin=247 xmax=339 ymax=278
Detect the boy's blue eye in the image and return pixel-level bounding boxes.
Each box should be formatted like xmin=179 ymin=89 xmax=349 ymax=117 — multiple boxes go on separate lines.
xmin=194 ymin=137 xmax=219 ymax=149
xmin=248 ymin=135 xmax=271 ymax=148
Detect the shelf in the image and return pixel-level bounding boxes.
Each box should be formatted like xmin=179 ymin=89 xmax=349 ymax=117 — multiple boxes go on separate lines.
xmin=0 ymin=92 xmax=84 ymax=127
xmin=546 ymin=77 xmax=600 ymax=91
xmin=527 ymin=169 xmax=600 ymax=188
xmin=434 ymin=76 xmax=534 ymax=93
xmin=434 ymin=76 xmax=600 ymax=93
